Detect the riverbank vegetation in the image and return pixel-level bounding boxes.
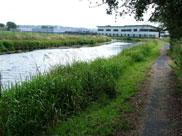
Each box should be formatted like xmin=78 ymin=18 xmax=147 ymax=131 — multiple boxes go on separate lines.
xmin=112 ymin=36 xmax=143 ymax=42
xmin=0 ymin=40 xmax=162 ymax=135
xmin=0 ymin=31 xmax=111 ymax=54
xmin=169 ymin=39 xmax=182 ymax=95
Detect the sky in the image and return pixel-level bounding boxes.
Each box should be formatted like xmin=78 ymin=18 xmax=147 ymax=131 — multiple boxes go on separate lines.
xmin=0 ymin=0 xmax=158 ymax=28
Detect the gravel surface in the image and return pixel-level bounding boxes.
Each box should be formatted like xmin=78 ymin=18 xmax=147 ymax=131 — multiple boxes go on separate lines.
xmin=118 ymin=43 xmax=182 ymax=136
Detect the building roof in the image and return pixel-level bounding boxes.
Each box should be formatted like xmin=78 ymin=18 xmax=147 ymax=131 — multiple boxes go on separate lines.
xmin=97 ymin=25 xmax=158 ymax=29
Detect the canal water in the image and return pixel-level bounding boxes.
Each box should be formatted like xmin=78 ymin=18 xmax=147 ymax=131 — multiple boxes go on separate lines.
xmin=0 ymin=40 xmax=136 ymax=87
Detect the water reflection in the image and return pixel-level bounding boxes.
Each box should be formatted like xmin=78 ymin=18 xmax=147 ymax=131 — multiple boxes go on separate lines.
xmin=0 ymin=40 xmax=134 ymax=87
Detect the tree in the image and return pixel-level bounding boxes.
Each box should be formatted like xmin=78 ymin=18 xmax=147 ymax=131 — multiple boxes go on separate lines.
xmin=6 ymin=22 xmax=17 ymax=30
xmin=49 ymin=26 xmax=54 ymax=29
xmin=0 ymin=23 xmax=5 ymax=27
xmin=91 ymin=0 xmax=182 ymax=39
xmin=41 ymin=25 xmax=48 ymax=29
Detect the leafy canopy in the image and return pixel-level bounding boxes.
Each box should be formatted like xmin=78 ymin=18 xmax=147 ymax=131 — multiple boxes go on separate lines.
xmin=6 ymin=22 xmax=17 ymax=30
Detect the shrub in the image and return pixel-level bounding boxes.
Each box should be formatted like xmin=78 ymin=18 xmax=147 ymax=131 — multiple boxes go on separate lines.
xmin=169 ymin=39 xmax=182 ymax=81
xmin=0 ymin=42 xmax=8 ymax=52
xmin=2 ymin=41 xmax=15 ymax=51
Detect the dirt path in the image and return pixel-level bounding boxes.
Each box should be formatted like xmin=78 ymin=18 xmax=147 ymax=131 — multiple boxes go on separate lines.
xmin=140 ymin=43 xmax=172 ymax=136
xmin=118 ymin=43 xmax=182 ymax=136
xmin=140 ymin=43 xmax=182 ymax=136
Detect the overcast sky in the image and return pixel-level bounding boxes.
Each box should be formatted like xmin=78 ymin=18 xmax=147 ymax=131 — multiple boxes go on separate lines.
xmin=0 ymin=0 xmax=157 ymax=28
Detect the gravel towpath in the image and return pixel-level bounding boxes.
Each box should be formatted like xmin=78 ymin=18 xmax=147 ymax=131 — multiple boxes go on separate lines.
xmin=141 ymin=43 xmax=182 ymax=136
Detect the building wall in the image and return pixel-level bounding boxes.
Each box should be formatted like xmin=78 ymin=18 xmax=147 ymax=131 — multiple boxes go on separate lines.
xmin=97 ymin=25 xmax=160 ymax=38
xmin=32 ymin=28 xmax=54 ymax=33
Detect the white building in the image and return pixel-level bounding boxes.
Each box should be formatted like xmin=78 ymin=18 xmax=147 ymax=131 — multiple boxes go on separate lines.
xmin=10 ymin=28 xmax=32 ymax=32
xmin=32 ymin=28 xmax=54 ymax=33
xmin=160 ymin=31 xmax=169 ymax=38
xmin=97 ymin=25 xmax=160 ymax=38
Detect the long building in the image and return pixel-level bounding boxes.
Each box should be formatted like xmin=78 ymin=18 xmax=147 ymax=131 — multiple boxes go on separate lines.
xmin=97 ymin=25 xmax=160 ymax=38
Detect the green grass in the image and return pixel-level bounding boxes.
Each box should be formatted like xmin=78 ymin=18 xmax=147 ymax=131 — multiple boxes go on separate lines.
xmin=0 ymin=31 xmax=103 ymax=40
xmin=168 ymin=39 xmax=182 ymax=95
xmin=111 ymin=36 xmax=143 ymax=42
xmin=50 ymin=40 xmax=162 ymax=136
xmin=0 ymin=40 xmax=162 ymax=136
xmin=0 ymin=31 xmax=111 ymax=53
xmin=161 ymin=37 xmax=170 ymax=43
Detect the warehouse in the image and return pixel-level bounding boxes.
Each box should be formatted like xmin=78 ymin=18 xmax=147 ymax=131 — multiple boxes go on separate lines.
xmin=97 ymin=25 xmax=160 ymax=38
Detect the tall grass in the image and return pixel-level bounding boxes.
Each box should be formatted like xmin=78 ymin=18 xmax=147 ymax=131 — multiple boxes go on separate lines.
xmin=112 ymin=37 xmax=143 ymax=42
xmin=0 ymin=31 xmax=101 ymax=40
xmin=0 ymin=41 xmax=158 ymax=135
xmin=169 ymin=39 xmax=182 ymax=92
xmin=51 ymin=41 xmax=161 ymax=136
xmin=0 ymin=32 xmax=111 ymax=53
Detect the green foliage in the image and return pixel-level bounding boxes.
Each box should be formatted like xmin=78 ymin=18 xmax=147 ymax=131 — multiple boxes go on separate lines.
xmin=51 ymin=41 xmax=162 ymax=136
xmin=161 ymin=37 xmax=170 ymax=43
xmin=169 ymin=39 xmax=182 ymax=93
xmin=41 ymin=25 xmax=48 ymax=28
xmin=0 ymin=41 xmax=160 ymax=135
xmin=0 ymin=32 xmax=111 ymax=53
xmin=6 ymin=22 xmax=17 ymax=31
xmin=2 ymin=41 xmax=15 ymax=51
xmin=112 ymin=37 xmax=142 ymax=42
xmin=0 ymin=42 xmax=8 ymax=52
xmin=0 ymin=23 xmax=5 ymax=28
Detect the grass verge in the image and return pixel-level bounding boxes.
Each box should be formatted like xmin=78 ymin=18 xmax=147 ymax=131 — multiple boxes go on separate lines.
xmin=0 ymin=40 xmax=162 ymax=136
xmin=0 ymin=32 xmax=111 ymax=54
xmin=168 ymin=39 xmax=182 ymax=96
xmin=111 ymin=37 xmax=143 ymax=42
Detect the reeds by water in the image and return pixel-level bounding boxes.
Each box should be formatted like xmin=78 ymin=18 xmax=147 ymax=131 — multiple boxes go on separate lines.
xmin=0 ymin=32 xmax=111 ymax=53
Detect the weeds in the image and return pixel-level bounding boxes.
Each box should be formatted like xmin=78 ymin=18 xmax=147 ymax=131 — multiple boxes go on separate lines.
xmin=169 ymin=39 xmax=182 ymax=95
xmin=112 ymin=37 xmax=143 ymax=42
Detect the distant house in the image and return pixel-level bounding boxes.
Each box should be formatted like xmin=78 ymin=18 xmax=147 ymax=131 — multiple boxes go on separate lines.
xmin=97 ymin=25 xmax=160 ymax=38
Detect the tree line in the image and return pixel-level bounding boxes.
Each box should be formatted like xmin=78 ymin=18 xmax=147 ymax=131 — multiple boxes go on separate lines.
xmin=0 ymin=22 xmax=17 ymax=30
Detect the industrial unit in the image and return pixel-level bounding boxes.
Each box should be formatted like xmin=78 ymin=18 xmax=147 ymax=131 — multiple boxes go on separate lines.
xmin=97 ymin=25 xmax=160 ymax=38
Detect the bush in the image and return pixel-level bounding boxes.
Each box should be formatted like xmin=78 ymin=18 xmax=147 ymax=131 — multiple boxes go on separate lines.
xmin=2 ymin=41 xmax=15 ymax=51
xmin=169 ymin=39 xmax=182 ymax=88
xmin=0 ymin=42 xmax=8 ymax=52
xmin=170 ymin=39 xmax=182 ymax=69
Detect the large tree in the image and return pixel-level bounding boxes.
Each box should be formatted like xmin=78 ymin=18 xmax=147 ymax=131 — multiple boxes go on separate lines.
xmin=41 ymin=25 xmax=48 ymax=29
xmin=92 ymin=0 xmax=182 ymax=39
xmin=6 ymin=21 xmax=17 ymax=30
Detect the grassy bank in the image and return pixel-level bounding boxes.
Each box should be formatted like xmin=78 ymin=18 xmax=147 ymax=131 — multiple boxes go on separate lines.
xmin=0 ymin=31 xmax=111 ymax=54
xmin=169 ymin=39 xmax=182 ymax=94
xmin=112 ymin=36 xmax=143 ymax=42
xmin=0 ymin=40 xmax=162 ymax=135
